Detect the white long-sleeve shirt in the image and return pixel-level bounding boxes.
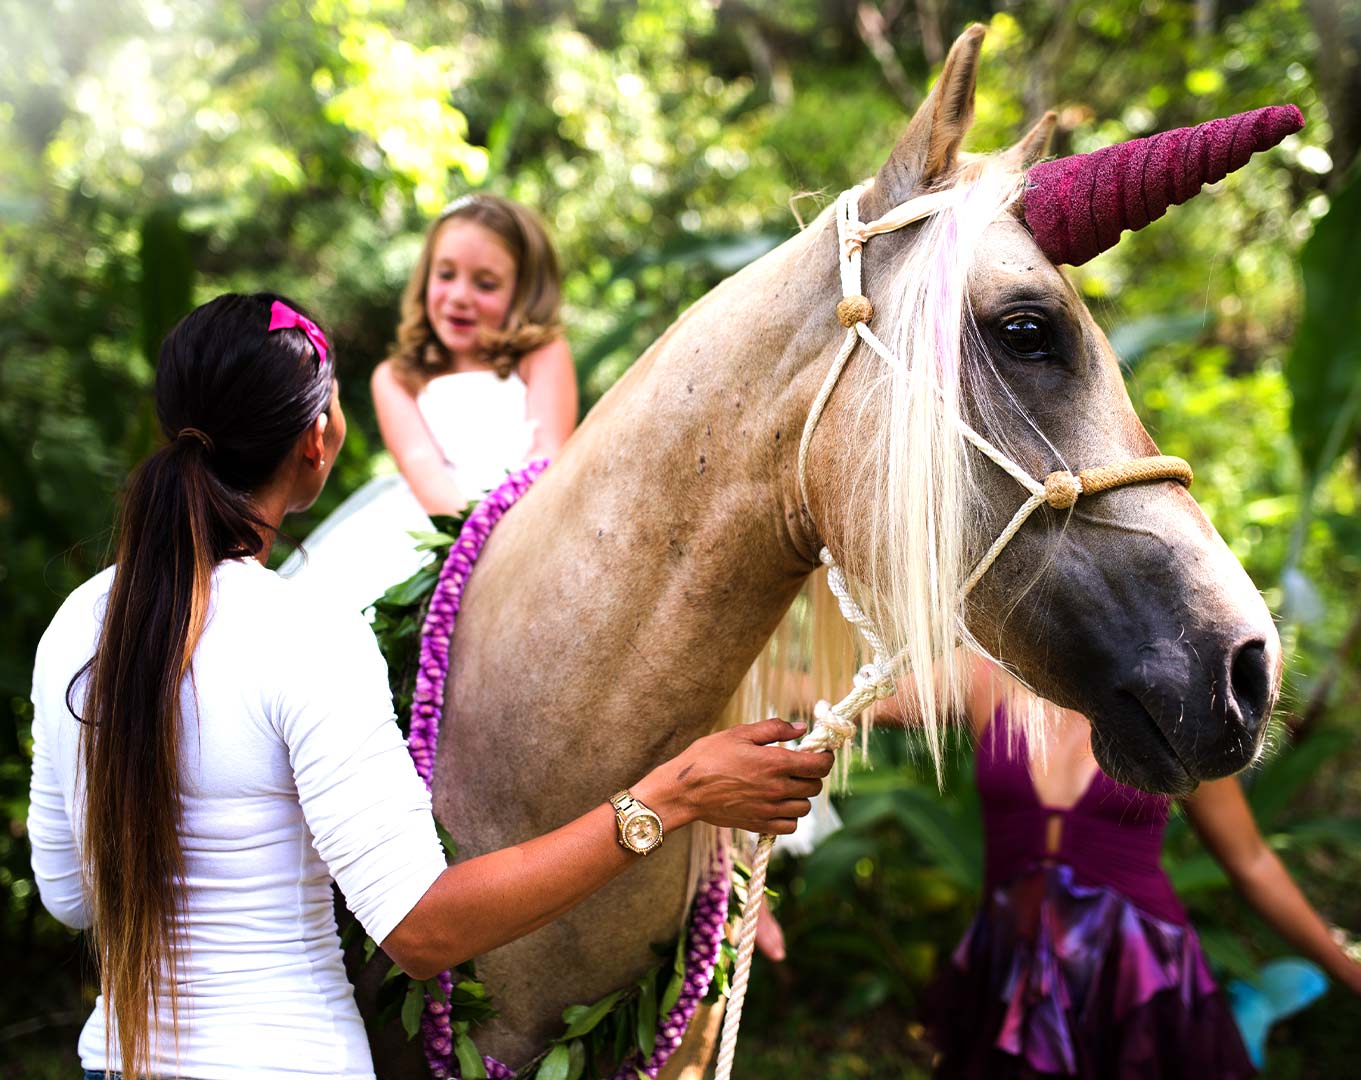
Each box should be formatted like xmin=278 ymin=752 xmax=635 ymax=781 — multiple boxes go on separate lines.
xmin=28 ymin=559 xmax=448 ymax=1079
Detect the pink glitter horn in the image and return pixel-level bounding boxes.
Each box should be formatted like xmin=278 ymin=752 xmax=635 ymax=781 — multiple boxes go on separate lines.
xmin=1023 ymin=104 xmax=1303 ymax=266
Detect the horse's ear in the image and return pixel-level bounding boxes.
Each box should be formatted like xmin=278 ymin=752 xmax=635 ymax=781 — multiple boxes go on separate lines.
xmin=1001 ymin=111 xmax=1058 ymax=171
xmin=863 ymin=23 xmax=986 ymax=218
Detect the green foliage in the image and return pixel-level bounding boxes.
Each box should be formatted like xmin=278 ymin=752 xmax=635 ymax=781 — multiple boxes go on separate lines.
xmin=4 ymin=0 xmax=1360 ymax=1074
xmin=1285 ymin=168 xmax=1361 ymax=491
xmin=368 ymin=510 xmax=467 ymax=730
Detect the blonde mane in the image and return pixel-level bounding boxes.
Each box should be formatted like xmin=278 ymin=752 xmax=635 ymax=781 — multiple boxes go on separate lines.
xmin=712 ymin=158 xmax=1063 ymax=800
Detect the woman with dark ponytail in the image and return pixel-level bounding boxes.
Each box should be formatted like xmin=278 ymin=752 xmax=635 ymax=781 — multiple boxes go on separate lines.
xmin=27 ymin=292 xmax=832 ymax=1079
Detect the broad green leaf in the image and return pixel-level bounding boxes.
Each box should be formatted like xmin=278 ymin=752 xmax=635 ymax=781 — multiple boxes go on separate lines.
xmin=377 ymin=566 xmax=440 ymax=607
xmin=566 ymin=1038 xmax=587 ymax=1080
xmin=535 ymin=1042 xmax=572 ymax=1080
xmin=408 ymin=529 xmax=458 ymax=551
xmin=635 ymin=970 xmax=658 ymax=1055
xmin=400 ymin=981 xmax=424 ymax=1040
xmin=455 ymin=1032 xmax=488 ymax=1079
xmin=658 ymin=964 xmax=684 ymax=1017
xmin=424 ymin=977 xmax=447 ymax=1005
xmin=614 ymin=1000 xmax=635 ymax=1064
xmin=561 ymin=989 xmax=623 ymax=1039
xmin=453 ymin=979 xmax=489 ymax=1001
xmin=890 ymin=788 xmax=983 ymax=892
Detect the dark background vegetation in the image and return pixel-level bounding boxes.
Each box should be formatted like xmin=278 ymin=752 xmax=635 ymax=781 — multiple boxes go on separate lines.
xmin=3 ymin=0 xmax=1359 ymax=1076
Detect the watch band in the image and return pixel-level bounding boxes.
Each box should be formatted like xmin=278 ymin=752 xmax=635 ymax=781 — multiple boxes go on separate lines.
xmin=609 ymin=789 xmax=663 ymax=855
xmin=610 ymin=789 xmax=642 ymax=819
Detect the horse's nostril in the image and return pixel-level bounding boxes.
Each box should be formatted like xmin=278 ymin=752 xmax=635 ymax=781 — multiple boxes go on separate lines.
xmin=1229 ymin=639 xmax=1271 ymax=734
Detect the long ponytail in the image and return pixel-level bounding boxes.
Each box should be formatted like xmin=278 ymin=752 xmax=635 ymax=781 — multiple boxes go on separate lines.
xmin=72 ymin=293 xmax=333 ymax=1079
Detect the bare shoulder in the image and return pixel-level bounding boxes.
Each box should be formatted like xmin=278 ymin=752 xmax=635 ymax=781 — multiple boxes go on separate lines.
xmin=964 ymin=656 xmax=1005 ymax=740
xmin=517 ymin=337 xmax=573 ymax=383
xmin=372 ymin=358 xmax=423 ymax=409
xmin=371 ymin=357 xmax=401 ymax=394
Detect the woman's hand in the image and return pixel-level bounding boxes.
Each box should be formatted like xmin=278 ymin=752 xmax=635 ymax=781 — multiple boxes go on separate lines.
xmin=384 ymin=718 xmax=831 ymax=977
xmin=633 ymin=718 xmax=834 ymax=836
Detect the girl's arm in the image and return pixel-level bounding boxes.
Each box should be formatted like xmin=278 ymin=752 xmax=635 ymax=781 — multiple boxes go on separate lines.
xmin=371 ymin=360 xmax=469 ymax=515
xmin=518 ymin=338 xmax=578 ymax=459
xmin=1183 ymin=776 xmax=1361 ymax=994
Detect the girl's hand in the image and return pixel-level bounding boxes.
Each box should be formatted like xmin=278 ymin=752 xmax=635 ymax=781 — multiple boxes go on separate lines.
xmin=1340 ymin=937 xmax=1361 ymax=995
xmin=633 ymin=718 xmax=834 ymax=836
xmin=755 ymin=899 xmax=787 ymax=962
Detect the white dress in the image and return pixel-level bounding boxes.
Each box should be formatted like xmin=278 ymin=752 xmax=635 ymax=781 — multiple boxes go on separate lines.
xmin=281 ymin=369 xmax=537 ymax=617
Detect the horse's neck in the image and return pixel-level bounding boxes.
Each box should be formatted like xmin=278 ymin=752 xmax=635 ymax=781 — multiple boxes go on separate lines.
xmin=451 ymin=220 xmax=841 ymax=765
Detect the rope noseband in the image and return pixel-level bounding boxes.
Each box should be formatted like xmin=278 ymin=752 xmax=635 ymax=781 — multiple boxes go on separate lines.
xmin=714 ymin=183 xmax=1193 ymax=1080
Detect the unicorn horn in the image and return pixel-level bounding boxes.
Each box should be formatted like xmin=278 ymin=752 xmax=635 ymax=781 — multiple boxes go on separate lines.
xmin=1023 ymin=105 xmax=1303 ymax=265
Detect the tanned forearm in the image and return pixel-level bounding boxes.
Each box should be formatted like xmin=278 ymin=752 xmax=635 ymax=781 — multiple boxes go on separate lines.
xmin=382 ymin=768 xmax=693 ymax=979
xmin=1230 ymin=846 xmax=1361 ymax=992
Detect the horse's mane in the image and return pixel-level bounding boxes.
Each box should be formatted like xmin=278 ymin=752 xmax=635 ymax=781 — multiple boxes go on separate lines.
xmin=691 ymin=159 xmax=1067 ymax=892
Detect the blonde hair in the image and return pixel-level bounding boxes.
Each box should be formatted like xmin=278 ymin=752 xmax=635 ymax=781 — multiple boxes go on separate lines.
xmin=390 ymin=194 xmax=563 ymax=387
xmin=718 ymin=159 xmax=1061 ymax=790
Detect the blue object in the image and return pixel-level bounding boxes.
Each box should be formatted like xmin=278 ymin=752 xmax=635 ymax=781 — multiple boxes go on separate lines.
xmin=1226 ymin=958 xmax=1329 ymax=1068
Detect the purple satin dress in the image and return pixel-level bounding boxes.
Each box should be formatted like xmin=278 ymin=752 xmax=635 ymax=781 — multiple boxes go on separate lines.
xmin=925 ymin=719 xmax=1256 ymax=1078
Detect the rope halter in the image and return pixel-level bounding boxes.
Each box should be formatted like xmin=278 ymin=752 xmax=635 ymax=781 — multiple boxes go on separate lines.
xmin=794 ymin=179 xmax=1193 ymax=711
xmin=714 ymin=181 xmax=1193 ymax=1080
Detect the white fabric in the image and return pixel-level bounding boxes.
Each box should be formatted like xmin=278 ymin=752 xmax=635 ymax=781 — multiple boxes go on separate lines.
xmin=770 ymin=789 xmax=843 ymax=859
xmin=279 ymin=369 xmax=536 ymax=619
xmin=28 ymin=560 xmax=448 ymax=1080
xmin=418 ymin=369 xmax=536 ymax=499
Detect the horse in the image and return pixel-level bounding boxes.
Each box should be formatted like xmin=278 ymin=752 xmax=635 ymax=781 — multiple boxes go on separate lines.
xmin=366 ymin=24 xmax=1293 ymax=1076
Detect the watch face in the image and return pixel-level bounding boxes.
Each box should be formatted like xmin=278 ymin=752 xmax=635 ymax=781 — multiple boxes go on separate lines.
xmin=624 ymin=813 xmax=661 ymax=851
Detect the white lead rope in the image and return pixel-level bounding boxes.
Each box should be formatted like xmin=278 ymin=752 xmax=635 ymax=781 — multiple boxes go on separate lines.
xmin=713 ymin=182 xmax=1192 ymax=1080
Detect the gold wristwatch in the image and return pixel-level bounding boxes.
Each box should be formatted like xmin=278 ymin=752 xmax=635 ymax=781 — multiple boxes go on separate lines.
xmin=609 ymin=789 xmax=664 ymax=856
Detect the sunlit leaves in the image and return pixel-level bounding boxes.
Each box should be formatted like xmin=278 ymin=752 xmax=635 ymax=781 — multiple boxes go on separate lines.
xmin=321 ymin=20 xmax=488 ymax=210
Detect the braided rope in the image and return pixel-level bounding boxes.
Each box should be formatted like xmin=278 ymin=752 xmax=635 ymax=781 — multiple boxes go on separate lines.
xmin=715 ymin=182 xmax=1195 ymax=1079
xmin=710 ymin=834 xmax=774 ymax=1080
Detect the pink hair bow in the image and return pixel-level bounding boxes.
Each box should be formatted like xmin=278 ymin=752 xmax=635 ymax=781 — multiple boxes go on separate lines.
xmin=268 ymin=301 xmax=330 ymax=367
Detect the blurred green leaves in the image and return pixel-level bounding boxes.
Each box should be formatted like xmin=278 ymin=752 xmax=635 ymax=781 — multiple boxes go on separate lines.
xmin=1286 ymin=170 xmax=1361 ymax=486
xmin=3 ymin=0 xmax=1361 ymax=1074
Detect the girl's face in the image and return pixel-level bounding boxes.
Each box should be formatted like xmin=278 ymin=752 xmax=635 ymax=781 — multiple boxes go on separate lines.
xmin=424 ymin=219 xmax=517 ymax=362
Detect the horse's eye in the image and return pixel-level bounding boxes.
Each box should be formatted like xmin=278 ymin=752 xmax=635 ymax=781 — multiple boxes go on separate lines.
xmin=999 ymin=313 xmax=1050 ymax=357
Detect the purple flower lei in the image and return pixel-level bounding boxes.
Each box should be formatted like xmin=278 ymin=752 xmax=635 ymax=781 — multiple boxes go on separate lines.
xmin=405 ymin=461 xmax=729 ymax=1080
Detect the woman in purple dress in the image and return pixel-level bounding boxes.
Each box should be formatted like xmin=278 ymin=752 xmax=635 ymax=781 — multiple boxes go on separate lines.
xmin=925 ymin=663 xmax=1361 ymax=1078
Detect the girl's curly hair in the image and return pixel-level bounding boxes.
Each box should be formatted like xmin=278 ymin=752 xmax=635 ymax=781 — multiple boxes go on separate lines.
xmin=390 ymin=194 xmax=562 ymax=388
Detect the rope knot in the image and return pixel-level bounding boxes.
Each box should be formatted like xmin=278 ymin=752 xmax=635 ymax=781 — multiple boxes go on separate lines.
xmin=853 ymin=662 xmax=896 ymax=700
xmin=806 ymin=700 xmax=858 ymax=751
xmin=1043 ymin=470 xmax=1081 ymax=509
xmin=836 ymin=295 xmax=873 ymax=327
